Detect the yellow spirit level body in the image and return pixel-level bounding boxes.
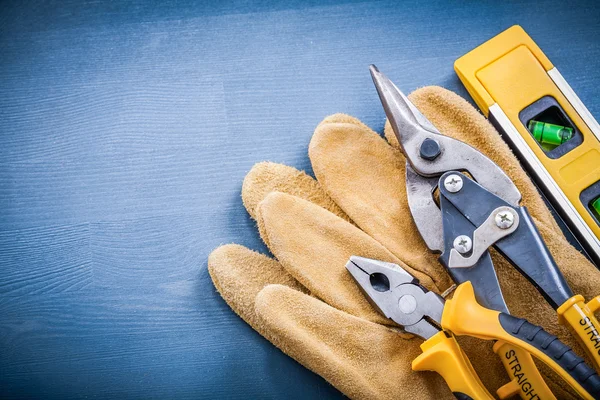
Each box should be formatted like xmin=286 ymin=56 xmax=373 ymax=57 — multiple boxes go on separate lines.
xmin=455 ymin=25 xmax=600 ymax=266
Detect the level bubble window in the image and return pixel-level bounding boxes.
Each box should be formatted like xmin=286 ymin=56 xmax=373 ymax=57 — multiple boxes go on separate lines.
xmin=519 ymin=96 xmax=583 ymax=159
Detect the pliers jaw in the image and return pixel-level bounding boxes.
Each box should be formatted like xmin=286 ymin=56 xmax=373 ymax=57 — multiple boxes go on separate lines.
xmin=346 ymin=256 xmax=444 ymax=340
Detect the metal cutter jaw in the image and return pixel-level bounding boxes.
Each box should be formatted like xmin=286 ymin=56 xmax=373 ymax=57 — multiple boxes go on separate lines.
xmin=369 ymin=65 xmax=521 ymax=252
xmin=369 ymin=66 xmax=518 ymax=315
xmin=346 ymin=256 xmax=444 ymax=340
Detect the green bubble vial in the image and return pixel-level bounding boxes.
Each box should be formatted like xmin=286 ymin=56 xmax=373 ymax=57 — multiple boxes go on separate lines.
xmin=528 ymin=120 xmax=574 ymax=148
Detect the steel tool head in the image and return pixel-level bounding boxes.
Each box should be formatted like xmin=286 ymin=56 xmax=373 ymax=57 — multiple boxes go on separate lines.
xmin=370 ymin=65 xmax=521 ymax=256
xmin=437 ymin=179 xmax=510 ymax=314
xmin=369 ymin=65 xmax=441 ymax=147
xmin=438 ymin=170 xmax=574 ymax=309
xmin=369 ymin=65 xmax=521 ymax=205
xmin=346 ymin=256 xmax=445 ymax=340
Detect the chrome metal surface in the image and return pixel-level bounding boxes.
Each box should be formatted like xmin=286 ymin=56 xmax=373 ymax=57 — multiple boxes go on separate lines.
xmin=444 ymin=174 xmax=463 ymax=193
xmin=398 ymin=294 xmax=417 ymax=314
xmin=448 ymin=206 xmax=519 ymax=269
xmin=495 ymin=210 xmax=515 ymax=229
xmin=453 ymin=235 xmax=472 ymax=253
xmin=346 ymin=256 xmax=444 ymax=340
xmin=369 ymin=65 xmax=521 ymax=207
xmin=405 ymin=164 xmax=443 ymax=252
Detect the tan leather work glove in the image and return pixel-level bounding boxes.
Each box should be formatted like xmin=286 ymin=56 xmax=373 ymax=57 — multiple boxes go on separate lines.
xmin=208 ymin=86 xmax=600 ymax=399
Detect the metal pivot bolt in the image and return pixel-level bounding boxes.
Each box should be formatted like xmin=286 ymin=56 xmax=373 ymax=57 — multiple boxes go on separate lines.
xmin=453 ymin=235 xmax=472 ymax=254
xmin=398 ymin=294 xmax=417 ymax=314
xmin=444 ymin=174 xmax=463 ymax=193
xmin=419 ymin=138 xmax=441 ymax=161
xmin=495 ymin=211 xmax=515 ymax=229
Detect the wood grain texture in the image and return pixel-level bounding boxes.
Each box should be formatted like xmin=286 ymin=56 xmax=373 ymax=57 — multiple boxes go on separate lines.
xmin=0 ymin=0 xmax=599 ymax=398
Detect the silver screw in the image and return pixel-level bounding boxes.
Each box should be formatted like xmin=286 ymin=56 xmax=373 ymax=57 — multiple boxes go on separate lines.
xmin=453 ymin=235 xmax=472 ymax=254
xmin=495 ymin=211 xmax=515 ymax=229
xmin=444 ymin=174 xmax=463 ymax=193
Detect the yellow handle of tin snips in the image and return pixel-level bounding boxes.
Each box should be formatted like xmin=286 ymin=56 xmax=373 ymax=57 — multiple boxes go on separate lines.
xmin=558 ymin=294 xmax=600 ymax=371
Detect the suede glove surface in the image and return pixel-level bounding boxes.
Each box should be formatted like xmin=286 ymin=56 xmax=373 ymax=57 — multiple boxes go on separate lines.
xmin=208 ymin=86 xmax=600 ymax=400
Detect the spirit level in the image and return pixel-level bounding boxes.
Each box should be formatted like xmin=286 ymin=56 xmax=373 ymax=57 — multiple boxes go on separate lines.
xmin=455 ymin=25 xmax=600 ymax=266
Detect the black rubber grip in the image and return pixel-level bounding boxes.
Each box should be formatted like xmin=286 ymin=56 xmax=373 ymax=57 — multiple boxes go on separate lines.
xmin=453 ymin=393 xmax=473 ymax=400
xmin=499 ymin=313 xmax=600 ymax=399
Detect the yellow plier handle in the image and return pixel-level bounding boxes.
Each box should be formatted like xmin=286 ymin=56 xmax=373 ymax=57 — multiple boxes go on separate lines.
xmin=412 ymin=326 xmax=556 ymax=399
xmin=558 ymin=294 xmax=600 ymax=371
xmin=413 ymin=330 xmax=494 ymax=400
xmin=443 ymin=282 xmax=600 ymax=400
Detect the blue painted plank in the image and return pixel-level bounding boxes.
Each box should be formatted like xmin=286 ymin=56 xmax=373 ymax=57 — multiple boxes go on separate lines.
xmin=0 ymin=0 xmax=599 ymax=398
xmin=0 ymin=224 xmax=92 ymax=296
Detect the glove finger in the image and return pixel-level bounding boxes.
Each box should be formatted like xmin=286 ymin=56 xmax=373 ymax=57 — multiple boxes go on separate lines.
xmin=399 ymin=86 xmax=561 ymax=235
xmin=309 ymin=113 xmax=453 ymax=291
xmin=255 ymin=191 xmax=438 ymax=325
xmin=255 ymin=284 xmax=455 ymax=400
xmin=242 ymin=161 xmax=349 ymax=222
xmin=242 ymin=161 xmax=352 ymax=252
xmin=208 ymin=244 xmax=306 ymax=333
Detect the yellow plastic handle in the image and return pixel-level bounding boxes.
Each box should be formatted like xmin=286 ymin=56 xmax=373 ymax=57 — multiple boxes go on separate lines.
xmin=442 ymin=282 xmax=600 ymax=400
xmin=493 ymin=341 xmax=555 ymax=400
xmin=412 ymin=330 xmax=494 ymax=400
xmin=557 ymin=294 xmax=600 ymax=371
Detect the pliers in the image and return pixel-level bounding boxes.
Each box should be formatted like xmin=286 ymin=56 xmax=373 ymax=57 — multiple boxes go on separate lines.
xmin=350 ymin=65 xmax=600 ymax=398
xmin=347 ymin=256 xmax=600 ymax=400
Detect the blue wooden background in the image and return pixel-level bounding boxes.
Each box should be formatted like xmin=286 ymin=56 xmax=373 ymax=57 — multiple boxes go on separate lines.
xmin=1 ymin=1 xmax=599 ymax=398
